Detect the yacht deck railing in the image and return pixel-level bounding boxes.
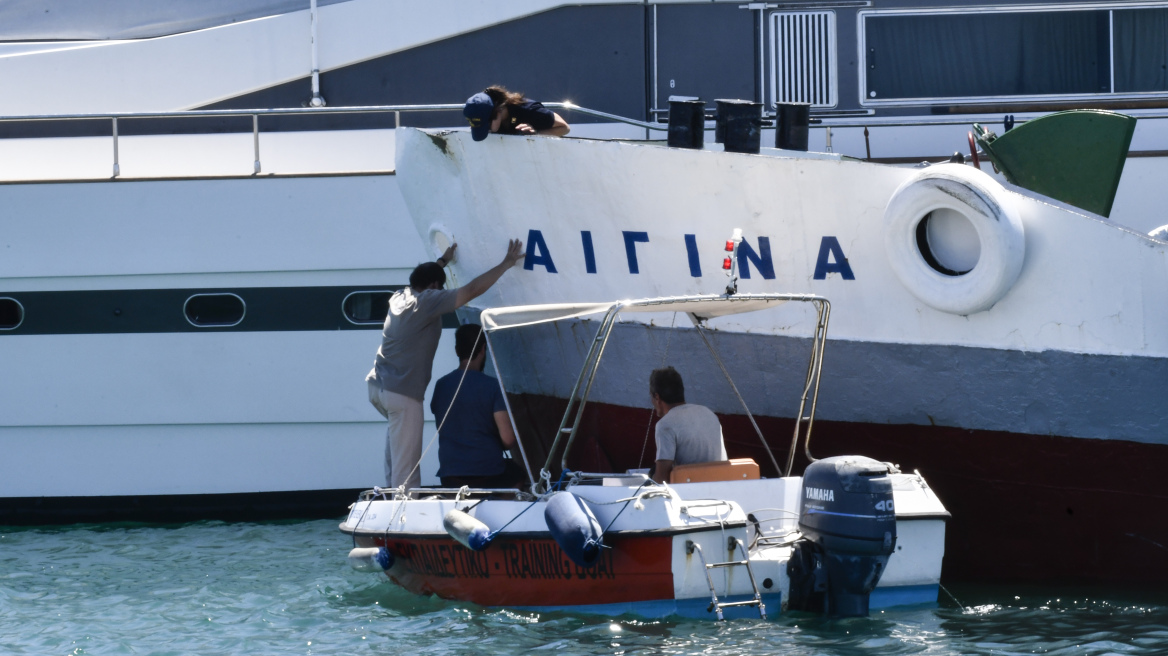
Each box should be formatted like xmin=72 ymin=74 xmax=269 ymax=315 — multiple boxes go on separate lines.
xmin=0 ymin=102 xmax=656 ymax=178
xmin=2 ymin=101 xmax=1167 ymax=178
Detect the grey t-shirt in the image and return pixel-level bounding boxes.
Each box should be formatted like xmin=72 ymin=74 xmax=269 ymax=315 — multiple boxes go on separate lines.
xmin=367 ymin=287 xmax=459 ymax=401
xmin=654 ymin=404 xmax=728 ymax=465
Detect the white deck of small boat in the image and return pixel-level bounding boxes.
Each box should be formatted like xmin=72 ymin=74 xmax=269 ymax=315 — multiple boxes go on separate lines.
xmin=342 ymin=471 xmax=948 ymax=599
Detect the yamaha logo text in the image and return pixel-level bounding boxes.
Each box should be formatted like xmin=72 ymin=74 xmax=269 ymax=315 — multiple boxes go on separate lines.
xmin=805 ymin=487 xmax=835 ymax=502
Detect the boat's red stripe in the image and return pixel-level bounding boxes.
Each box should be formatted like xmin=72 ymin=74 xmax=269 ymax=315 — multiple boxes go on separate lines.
xmin=358 ymin=534 xmax=675 ymax=606
xmin=507 ymin=392 xmax=1168 ymax=584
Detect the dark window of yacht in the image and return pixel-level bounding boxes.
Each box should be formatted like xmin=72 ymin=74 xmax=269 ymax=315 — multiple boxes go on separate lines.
xmin=342 ymin=291 xmax=393 ymax=325
xmin=864 ymin=10 xmax=1110 ymax=101
xmin=1113 ymin=9 xmax=1168 ymax=93
xmin=0 ymin=298 xmax=23 ymax=330
xmin=184 ymin=293 xmax=245 ymax=327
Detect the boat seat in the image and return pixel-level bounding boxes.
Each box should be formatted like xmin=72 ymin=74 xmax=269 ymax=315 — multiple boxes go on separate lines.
xmin=670 ymin=458 xmax=760 ymax=484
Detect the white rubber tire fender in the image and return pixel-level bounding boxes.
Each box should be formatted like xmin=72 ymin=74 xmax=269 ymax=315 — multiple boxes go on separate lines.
xmin=883 ymin=164 xmax=1025 ymax=315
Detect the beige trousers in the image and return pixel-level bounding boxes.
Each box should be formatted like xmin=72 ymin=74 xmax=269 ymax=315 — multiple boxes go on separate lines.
xmin=368 ymin=380 xmax=423 ymax=490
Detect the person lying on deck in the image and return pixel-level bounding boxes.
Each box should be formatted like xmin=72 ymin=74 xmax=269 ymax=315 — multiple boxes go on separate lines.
xmin=431 ymin=323 xmax=526 ymax=489
xmin=649 ymin=366 xmax=728 ymax=484
xmin=462 ymin=85 xmax=571 ymax=141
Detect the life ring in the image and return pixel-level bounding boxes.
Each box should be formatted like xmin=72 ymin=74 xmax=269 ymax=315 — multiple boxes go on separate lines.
xmin=883 ymin=164 xmax=1024 ymax=315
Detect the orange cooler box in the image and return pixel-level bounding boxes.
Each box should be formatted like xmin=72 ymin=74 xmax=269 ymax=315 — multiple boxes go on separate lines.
xmin=670 ymin=458 xmax=760 ymax=484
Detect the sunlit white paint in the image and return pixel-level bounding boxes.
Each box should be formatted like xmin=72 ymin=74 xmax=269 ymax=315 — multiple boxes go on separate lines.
xmin=396 ymin=128 xmax=1168 ymax=359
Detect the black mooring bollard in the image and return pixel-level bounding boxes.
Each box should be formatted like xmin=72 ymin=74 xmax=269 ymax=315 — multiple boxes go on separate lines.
xmin=667 ymin=98 xmax=706 ymax=149
xmin=715 ymin=99 xmax=762 ymax=154
xmin=775 ymin=102 xmax=811 ymax=151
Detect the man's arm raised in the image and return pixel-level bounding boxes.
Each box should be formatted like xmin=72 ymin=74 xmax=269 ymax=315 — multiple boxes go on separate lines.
xmin=455 ymin=239 xmax=524 ymax=308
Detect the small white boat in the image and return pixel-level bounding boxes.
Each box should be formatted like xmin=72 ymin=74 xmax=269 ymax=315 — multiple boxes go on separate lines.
xmin=340 ymin=294 xmax=948 ymax=618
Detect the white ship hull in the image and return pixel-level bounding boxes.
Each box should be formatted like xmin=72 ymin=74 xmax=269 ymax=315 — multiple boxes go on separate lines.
xmin=395 ymin=128 xmax=1168 ymax=583
xmin=0 ymin=159 xmax=461 ymax=520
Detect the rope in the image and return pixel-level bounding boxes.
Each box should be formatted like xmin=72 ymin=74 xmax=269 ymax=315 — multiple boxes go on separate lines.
xmin=386 ymin=484 xmax=409 ymax=528
xmin=459 ymin=499 xmax=486 ymax=513
xmin=476 ymin=469 xmax=574 ymax=547
xmin=401 ymin=327 xmax=485 ymax=491
xmin=483 ymin=495 xmax=541 ymax=543
xmin=350 ymin=486 xmax=394 ymax=547
xmin=578 ymin=488 xmax=672 ymax=507
xmin=638 ymin=312 xmax=679 ymax=468
xmin=551 ymin=469 xmax=571 ymax=491
xmin=350 ymin=499 xmax=373 ymax=548
xmin=693 ymin=321 xmax=783 ymax=477
xmin=597 ymin=481 xmax=652 ymax=543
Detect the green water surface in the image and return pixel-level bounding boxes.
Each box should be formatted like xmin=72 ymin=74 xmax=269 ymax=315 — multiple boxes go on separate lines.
xmin=1 ymin=519 xmax=1165 ymax=655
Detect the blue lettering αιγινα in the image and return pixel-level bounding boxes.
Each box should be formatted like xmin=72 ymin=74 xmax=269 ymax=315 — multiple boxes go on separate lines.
xmin=738 ymin=237 xmax=775 ymax=279
xmin=524 ymin=229 xmax=558 ymax=273
xmin=813 ymin=236 xmax=855 ymax=280
xmin=622 ymin=231 xmax=649 ymax=274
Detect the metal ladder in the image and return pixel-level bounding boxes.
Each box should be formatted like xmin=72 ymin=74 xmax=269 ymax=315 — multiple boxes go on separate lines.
xmin=686 ymin=536 xmax=767 ymax=620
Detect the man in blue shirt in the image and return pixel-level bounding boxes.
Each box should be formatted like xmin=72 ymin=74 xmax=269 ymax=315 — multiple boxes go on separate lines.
xmin=430 ymin=324 xmax=526 ymax=489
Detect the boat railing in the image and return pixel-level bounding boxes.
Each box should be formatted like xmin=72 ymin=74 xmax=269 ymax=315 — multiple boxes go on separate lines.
xmin=0 ymin=104 xmax=459 ymax=178
xmin=6 ymin=100 xmax=1168 ymax=180
xmin=0 ymin=102 xmax=659 ymax=179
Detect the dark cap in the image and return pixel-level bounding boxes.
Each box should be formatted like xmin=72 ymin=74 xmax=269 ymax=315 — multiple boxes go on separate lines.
xmin=463 ymin=92 xmax=494 ymax=141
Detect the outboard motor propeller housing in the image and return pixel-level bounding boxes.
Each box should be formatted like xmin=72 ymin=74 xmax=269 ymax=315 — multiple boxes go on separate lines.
xmin=787 ymin=456 xmax=898 ymax=617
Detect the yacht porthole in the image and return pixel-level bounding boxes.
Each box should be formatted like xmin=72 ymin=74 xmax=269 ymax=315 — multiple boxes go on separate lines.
xmin=342 ymin=290 xmax=395 ymax=325
xmin=0 ymin=297 xmax=24 ymax=330
xmin=184 ymin=293 xmax=246 ymax=328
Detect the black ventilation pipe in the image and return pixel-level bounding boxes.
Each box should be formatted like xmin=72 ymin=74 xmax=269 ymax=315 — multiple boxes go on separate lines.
xmin=775 ymin=102 xmax=811 ymax=151
xmin=715 ymin=99 xmax=762 ymax=154
xmin=667 ymin=98 xmax=706 ymax=150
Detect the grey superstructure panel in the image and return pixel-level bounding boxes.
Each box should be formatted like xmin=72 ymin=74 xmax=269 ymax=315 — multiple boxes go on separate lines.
xmin=487 ymin=318 xmax=1168 ymax=446
xmin=204 ymin=5 xmax=650 ymax=126
xmin=653 ymin=3 xmax=755 ymax=112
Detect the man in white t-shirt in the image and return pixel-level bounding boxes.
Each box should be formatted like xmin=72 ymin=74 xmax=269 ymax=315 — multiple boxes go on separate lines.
xmin=649 ymin=366 xmax=728 ymax=483
xmin=366 ymin=239 xmax=523 ymax=490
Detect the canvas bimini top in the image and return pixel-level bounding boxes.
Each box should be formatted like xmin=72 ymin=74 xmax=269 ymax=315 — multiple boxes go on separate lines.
xmin=478 ymin=293 xmax=824 ymax=332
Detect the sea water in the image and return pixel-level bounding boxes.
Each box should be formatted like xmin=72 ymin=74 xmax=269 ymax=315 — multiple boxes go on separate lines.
xmin=2 ymin=519 xmax=1166 ymax=655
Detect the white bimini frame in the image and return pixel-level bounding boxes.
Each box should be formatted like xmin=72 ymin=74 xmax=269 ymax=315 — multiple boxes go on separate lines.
xmin=479 ymin=293 xmax=832 ymax=494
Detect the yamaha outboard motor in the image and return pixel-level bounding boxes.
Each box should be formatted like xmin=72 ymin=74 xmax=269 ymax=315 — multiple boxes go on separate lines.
xmin=787 ymin=456 xmax=897 ymax=617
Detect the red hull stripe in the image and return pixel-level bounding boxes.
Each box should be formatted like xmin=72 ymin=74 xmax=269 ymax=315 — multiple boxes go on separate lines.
xmin=359 ymin=534 xmax=675 ymax=606
xmin=507 ymin=393 xmax=1168 ymax=584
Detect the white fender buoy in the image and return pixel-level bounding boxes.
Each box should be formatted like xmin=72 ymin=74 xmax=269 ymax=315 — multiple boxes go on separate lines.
xmin=884 ymin=164 xmax=1025 ymax=315
xmin=444 ymin=508 xmax=492 ymax=551
xmin=348 ymin=546 xmax=393 ymax=573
